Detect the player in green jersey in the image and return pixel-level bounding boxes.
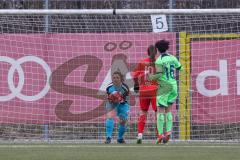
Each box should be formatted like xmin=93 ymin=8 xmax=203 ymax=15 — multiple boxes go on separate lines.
xmin=149 ymin=40 xmax=182 ymax=144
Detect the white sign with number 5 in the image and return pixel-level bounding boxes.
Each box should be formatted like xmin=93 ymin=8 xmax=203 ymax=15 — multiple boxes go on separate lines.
xmin=151 ymin=15 xmax=168 ymax=33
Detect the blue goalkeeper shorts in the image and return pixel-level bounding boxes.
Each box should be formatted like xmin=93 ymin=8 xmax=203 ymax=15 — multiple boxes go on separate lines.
xmin=105 ymin=102 xmax=129 ymax=121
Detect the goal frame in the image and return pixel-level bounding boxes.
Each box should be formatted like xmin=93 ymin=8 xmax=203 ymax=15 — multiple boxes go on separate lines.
xmin=179 ymin=32 xmax=240 ymax=140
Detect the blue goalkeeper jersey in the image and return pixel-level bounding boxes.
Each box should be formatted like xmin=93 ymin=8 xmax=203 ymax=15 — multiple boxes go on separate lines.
xmin=106 ymin=82 xmax=129 ymax=103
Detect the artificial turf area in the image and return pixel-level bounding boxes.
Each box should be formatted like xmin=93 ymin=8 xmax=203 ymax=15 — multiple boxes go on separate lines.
xmin=0 ymin=143 xmax=240 ymax=160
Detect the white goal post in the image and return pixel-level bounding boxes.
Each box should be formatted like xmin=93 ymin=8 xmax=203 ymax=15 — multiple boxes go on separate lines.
xmin=0 ymin=9 xmax=240 ymax=143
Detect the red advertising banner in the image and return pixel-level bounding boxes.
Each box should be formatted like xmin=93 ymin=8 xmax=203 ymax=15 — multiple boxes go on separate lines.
xmin=191 ymin=40 xmax=240 ymax=124
xmin=0 ymin=33 xmax=176 ymax=124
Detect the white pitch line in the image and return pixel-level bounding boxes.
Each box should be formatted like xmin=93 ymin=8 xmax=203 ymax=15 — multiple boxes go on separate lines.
xmin=0 ymin=145 xmax=239 ymax=148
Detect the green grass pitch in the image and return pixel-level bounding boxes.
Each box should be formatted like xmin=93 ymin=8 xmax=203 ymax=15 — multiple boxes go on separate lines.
xmin=0 ymin=143 xmax=240 ymax=160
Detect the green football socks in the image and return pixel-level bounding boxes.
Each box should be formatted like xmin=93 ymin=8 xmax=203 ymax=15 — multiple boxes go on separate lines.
xmin=157 ymin=112 xmax=173 ymax=135
xmin=166 ymin=112 xmax=173 ymax=133
xmin=157 ymin=113 xmax=165 ymax=135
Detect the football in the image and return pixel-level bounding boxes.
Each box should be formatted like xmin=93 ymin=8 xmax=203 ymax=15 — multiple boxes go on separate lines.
xmin=108 ymin=91 xmax=123 ymax=103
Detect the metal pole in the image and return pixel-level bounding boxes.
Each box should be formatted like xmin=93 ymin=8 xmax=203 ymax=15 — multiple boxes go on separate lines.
xmin=169 ymin=0 xmax=176 ymax=32
xmin=43 ymin=0 xmax=49 ymax=142
xmin=44 ymin=0 xmax=50 ymax=32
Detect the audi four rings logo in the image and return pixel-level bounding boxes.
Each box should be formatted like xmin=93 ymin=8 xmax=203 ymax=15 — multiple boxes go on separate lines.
xmin=0 ymin=56 xmax=51 ymax=102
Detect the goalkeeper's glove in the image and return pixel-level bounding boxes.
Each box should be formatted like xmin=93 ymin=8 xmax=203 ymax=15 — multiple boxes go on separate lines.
xmin=134 ymin=83 xmax=139 ymax=93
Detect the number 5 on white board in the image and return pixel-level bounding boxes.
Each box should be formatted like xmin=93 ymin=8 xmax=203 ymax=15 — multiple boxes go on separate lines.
xmin=151 ymin=15 xmax=168 ymax=33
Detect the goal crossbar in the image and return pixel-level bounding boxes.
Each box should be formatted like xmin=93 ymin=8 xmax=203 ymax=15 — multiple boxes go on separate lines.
xmin=1 ymin=9 xmax=240 ymax=15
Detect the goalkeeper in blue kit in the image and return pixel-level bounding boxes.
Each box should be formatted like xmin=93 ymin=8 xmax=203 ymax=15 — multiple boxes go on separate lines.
xmin=105 ymin=71 xmax=130 ymax=144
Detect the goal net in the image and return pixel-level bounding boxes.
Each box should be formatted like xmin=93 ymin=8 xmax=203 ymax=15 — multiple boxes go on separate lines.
xmin=0 ymin=9 xmax=240 ymax=143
